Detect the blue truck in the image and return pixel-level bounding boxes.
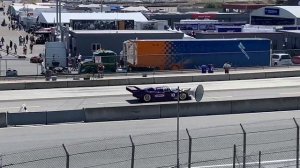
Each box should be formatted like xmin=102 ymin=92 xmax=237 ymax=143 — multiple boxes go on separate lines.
xmin=123 ymin=38 xmax=271 ymax=70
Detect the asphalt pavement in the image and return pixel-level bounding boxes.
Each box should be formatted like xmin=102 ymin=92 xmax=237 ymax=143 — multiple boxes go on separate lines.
xmin=0 ymin=1 xmax=44 ymax=76
xmin=0 ymin=77 xmax=300 ymax=112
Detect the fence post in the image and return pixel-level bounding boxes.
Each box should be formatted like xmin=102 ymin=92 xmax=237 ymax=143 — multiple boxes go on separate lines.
xmin=259 ymin=151 xmax=261 ymax=168
xmin=186 ymin=128 xmax=192 ymax=168
xmin=129 ymin=135 xmax=135 ymax=168
xmin=294 ymin=117 xmax=299 ymax=168
xmin=0 ymin=153 xmax=2 ymax=168
xmin=240 ymin=124 xmax=246 ymax=168
xmin=233 ymin=144 xmax=236 ymax=168
xmin=45 ymin=111 xmax=48 ymax=125
xmin=62 ymin=144 xmax=70 ymax=168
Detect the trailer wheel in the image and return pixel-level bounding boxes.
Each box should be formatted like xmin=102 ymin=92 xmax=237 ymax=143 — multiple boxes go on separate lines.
xmin=179 ymin=92 xmax=187 ymax=100
xmin=143 ymin=94 xmax=152 ymax=102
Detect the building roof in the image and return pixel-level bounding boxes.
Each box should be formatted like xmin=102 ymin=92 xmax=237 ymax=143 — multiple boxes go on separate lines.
xmin=121 ymin=6 xmax=149 ymax=12
xmin=251 ymin=6 xmax=300 ymax=18
xmin=70 ymin=30 xmax=181 ymax=34
xmin=37 ymin=12 xmax=148 ymax=24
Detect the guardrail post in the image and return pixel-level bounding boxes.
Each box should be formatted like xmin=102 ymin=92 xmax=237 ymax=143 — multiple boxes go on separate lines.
xmin=259 ymin=151 xmax=261 ymax=168
xmin=62 ymin=144 xmax=69 ymax=168
xmin=186 ymin=128 xmax=192 ymax=168
xmin=233 ymin=144 xmax=236 ymax=168
xmin=240 ymin=124 xmax=246 ymax=168
xmin=129 ymin=135 xmax=135 ymax=168
xmin=294 ymin=117 xmax=299 ymax=168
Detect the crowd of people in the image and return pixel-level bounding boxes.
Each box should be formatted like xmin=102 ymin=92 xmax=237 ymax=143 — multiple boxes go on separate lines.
xmin=0 ymin=15 xmax=36 ymax=56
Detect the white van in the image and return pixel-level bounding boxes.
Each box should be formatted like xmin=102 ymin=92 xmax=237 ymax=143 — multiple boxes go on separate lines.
xmin=271 ymin=53 xmax=293 ymax=66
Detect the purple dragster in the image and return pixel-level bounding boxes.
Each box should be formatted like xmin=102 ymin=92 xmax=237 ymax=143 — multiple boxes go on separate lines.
xmin=126 ymin=86 xmax=192 ymax=102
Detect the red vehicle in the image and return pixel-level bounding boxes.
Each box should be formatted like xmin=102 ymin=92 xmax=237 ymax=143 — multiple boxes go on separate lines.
xmin=30 ymin=56 xmax=43 ymax=63
xmin=292 ymin=56 xmax=300 ymax=64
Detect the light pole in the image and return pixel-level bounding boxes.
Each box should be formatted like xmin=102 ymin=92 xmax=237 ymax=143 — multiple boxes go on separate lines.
xmin=176 ymin=85 xmax=204 ymax=168
xmin=176 ymin=86 xmax=180 ymax=168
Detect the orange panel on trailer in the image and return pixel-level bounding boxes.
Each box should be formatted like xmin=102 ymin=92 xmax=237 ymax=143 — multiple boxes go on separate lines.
xmin=136 ymin=41 xmax=168 ymax=70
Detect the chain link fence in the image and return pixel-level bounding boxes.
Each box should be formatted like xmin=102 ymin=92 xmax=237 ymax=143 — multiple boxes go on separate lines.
xmin=1 ymin=117 xmax=300 ymax=168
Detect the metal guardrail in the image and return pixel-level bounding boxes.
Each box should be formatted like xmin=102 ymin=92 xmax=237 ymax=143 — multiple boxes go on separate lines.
xmin=0 ymin=117 xmax=299 ymax=168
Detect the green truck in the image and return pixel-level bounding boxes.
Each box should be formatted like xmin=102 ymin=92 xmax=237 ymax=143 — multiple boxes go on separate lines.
xmin=78 ymin=50 xmax=118 ymax=74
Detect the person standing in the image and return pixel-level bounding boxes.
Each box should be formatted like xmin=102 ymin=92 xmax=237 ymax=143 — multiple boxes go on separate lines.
xmin=1 ymin=37 xmax=4 ymax=44
xmin=9 ymin=40 xmax=12 ymax=50
xmin=18 ymin=36 xmax=22 ymax=46
xmin=223 ymin=62 xmax=231 ymax=74
xmin=13 ymin=43 xmax=17 ymax=54
xmin=29 ymin=42 xmax=33 ymax=54
xmin=23 ymin=45 xmax=27 ymax=55
xmin=26 ymin=35 xmax=29 ymax=44
xmin=77 ymin=53 xmax=82 ymax=63
xmin=6 ymin=44 xmax=9 ymax=55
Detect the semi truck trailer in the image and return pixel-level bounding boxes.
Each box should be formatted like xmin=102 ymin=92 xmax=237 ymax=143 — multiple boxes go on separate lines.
xmin=123 ymin=38 xmax=271 ymax=70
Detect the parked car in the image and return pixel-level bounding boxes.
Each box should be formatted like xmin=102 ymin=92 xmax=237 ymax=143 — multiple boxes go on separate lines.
xmin=292 ymin=56 xmax=300 ymax=64
xmin=271 ymin=53 xmax=293 ymax=66
xmin=30 ymin=56 xmax=43 ymax=63
xmin=126 ymin=85 xmax=191 ymax=102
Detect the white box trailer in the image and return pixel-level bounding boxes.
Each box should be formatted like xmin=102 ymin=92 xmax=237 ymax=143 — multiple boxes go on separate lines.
xmin=45 ymin=42 xmax=67 ymax=68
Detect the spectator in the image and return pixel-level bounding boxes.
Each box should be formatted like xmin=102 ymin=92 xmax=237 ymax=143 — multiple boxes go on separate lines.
xmin=1 ymin=37 xmax=4 ymax=44
xmin=23 ymin=45 xmax=27 ymax=55
xmin=9 ymin=40 xmax=12 ymax=50
xmin=13 ymin=43 xmax=17 ymax=54
xmin=223 ymin=62 xmax=231 ymax=74
xmin=0 ymin=41 xmax=3 ymax=49
xmin=6 ymin=44 xmax=9 ymax=55
xmin=26 ymin=35 xmax=28 ymax=44
xmin=29 ymin=42 xmax=33 ymax=53
xmin=77 ymin=53 xmax=82 ymax=63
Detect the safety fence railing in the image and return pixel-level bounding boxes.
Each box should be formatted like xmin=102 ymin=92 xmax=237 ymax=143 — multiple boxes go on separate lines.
xmin=0 ymin=117 xmax=300 ymax=168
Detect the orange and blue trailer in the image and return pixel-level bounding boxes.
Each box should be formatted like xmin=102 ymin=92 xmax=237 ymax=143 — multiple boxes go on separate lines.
xmin=123 ymin=38 xmax=271 ymax=70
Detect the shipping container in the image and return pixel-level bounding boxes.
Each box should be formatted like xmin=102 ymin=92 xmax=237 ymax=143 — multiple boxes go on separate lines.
xmin=123 ymin=38 xmax=271 ymax=70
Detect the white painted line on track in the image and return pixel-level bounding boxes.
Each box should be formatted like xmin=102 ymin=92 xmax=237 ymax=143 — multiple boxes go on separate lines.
xmin=97 ymin=102 xmax=121 ymax=105
xmin=0 ymin=105 xmax=40 ymax=110
xmin=280 ymin=92 xmax=300 ymax=95
xmin=207 ymin=96 xmax=233 ymax=99
xmin=191 ymin=158 xmax=296 ymax=168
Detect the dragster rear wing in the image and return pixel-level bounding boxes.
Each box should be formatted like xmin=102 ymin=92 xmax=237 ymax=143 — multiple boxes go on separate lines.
xmin=126 ymin=86 xmax=141 ymax=93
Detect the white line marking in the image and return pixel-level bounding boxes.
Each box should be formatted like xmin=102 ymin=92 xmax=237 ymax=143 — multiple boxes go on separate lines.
xmin=192 ymin=158 xmax=296 ymax=168
xmin=97 ymin=102 xmax=121 ymax=105
xmin=0 ymin=106 xmax=40 ymax=110
xmin=207 ymin=96 xmax=233 ymax=99
xmin=280 ymin=92 xmax=300 ymax=95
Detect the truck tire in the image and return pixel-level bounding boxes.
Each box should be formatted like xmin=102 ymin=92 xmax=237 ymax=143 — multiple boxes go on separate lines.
xmin=143 ymin=94 xmax=152 ymax=102
xmin=179 ymin=92 xmax=187 ymax=100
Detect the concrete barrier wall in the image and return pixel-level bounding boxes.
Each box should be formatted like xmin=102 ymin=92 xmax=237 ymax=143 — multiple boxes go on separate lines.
xmin=67 ymin=80 xmax=109 ymax=88
xmin=231 ymin=97 xmax=299 ymax=114
xmin=0 ymin=113 xmax=7 ymax=127
xmin=2 ymin=69 xmax=300 ymax=90
xmin=108 ymin=78 xmax=130 ymax=86
xmin=160 ymin=101 xmax=232 ymax=118
xmin=84 ymin=105 xmax=161 ymax=122
xmin=25 ymin=81 xmax=68 ymax=89
xmin=192 ymin=74 xmax=229 ymax=82
xmin=46 ymin=110 xmax=85 ymax=124
xmin=265 ymin=70 xmax=300 ymax=78
xmin=0 ymin=83 xmax=25 ymax=90
xmin=128 ymin=77 xmax=154 ymax=85
xmin=154 ymin=76 xmax=193 ymax=84
xmin=7 ymin=112 xmax=46 ymax=125
xmin=229 ymin=72 xmax=266 ymax=80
